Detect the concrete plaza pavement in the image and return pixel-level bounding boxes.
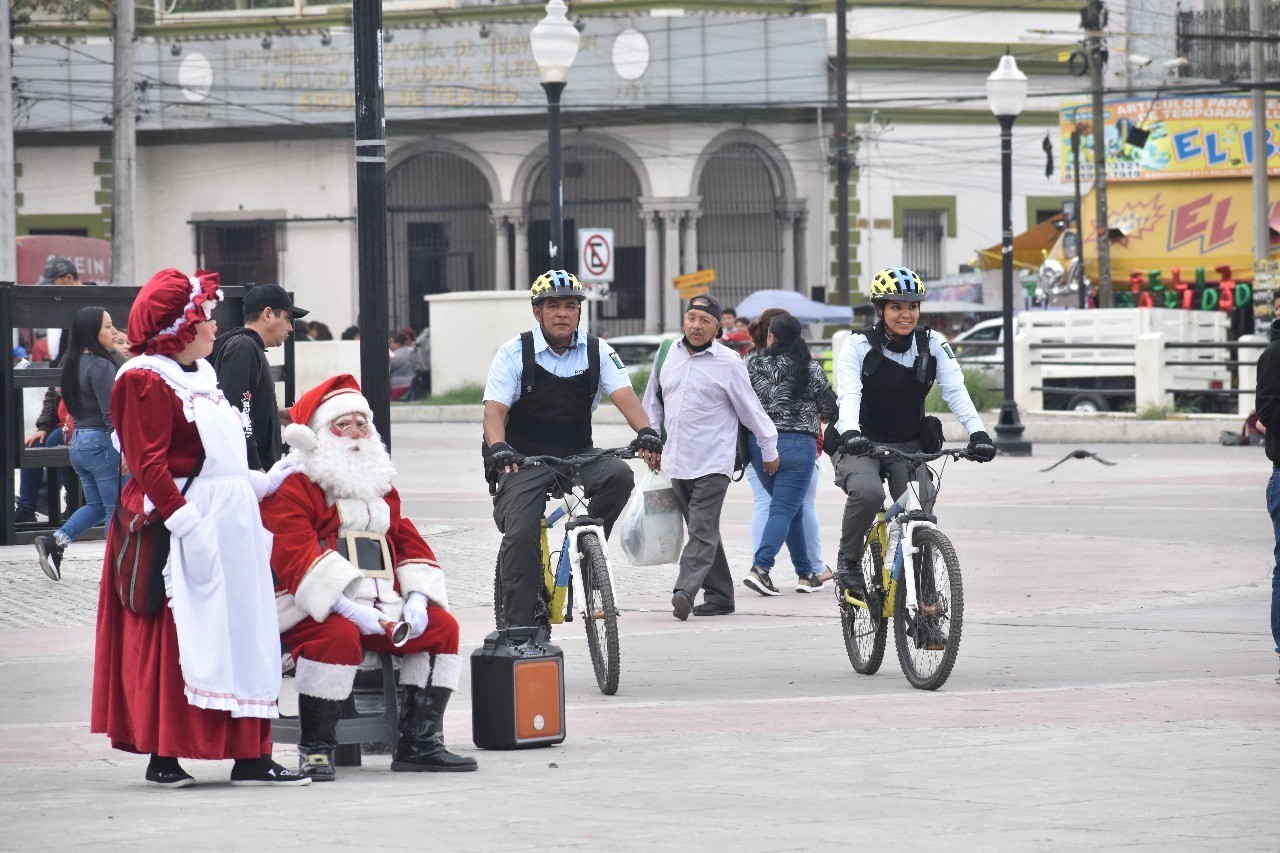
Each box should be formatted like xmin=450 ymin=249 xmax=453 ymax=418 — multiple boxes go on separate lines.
xmin=1 ymin=422 xmax=1277 ymax=850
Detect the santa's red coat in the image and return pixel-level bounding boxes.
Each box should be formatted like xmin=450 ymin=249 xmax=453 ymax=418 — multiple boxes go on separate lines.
xmin=91 ymin=368 xmax=270 ymax=759
xmin=260 ymin=474 xmax=457 ymax=672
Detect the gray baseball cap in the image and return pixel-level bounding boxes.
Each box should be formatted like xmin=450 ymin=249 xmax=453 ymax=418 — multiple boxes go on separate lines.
xmin=37 ymin=256 xmax=79 ymax=285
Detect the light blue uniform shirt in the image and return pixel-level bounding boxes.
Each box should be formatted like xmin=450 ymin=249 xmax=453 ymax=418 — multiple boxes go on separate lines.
xmin=483 ymin=326 xmax=632 ymax=411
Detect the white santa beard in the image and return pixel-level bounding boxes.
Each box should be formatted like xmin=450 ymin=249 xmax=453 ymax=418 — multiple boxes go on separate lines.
xmin=298 ymin=428 xmax=397 ymax=502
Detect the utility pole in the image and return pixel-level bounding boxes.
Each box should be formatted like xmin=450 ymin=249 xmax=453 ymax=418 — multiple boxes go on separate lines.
xmin=1250 ymin=0 xmax=1270 ymax=276
xmin=353 ymin=0 xmax=390 ymax=444
xmin=833 ymin=0 xmax=850 ymax=305
xmin=111 ymin=0 xmax=136 ymax=288
xmin=0 ymin=3 xmax=16 ymax=284
xmin=1084 ymin=0 xmax=1112 ymax=307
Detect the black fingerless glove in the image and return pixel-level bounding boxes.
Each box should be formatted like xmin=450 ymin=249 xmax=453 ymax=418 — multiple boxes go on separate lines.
xmin=630 ymin=427 xmax=664 ymax=454
xmin=488 ymin=441 xmax=525 ymax=474
xmin=966 ymin=431 xmax=997 ymax=462
xmin=839 ymin=429 xmax=871 ymax=456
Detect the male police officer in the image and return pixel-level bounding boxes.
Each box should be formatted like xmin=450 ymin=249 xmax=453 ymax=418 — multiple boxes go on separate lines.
xmin=482 ymin=270 xmax=662 ymax=628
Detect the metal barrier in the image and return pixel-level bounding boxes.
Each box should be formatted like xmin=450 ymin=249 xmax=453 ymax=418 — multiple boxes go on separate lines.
xmin=3 ymin=283 xmax=295 ymax=546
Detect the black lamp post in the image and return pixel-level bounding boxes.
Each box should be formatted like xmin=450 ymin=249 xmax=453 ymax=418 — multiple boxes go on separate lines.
xmin=530 ymin=1 xmax=580 ymax=270
xmin=986 ymin=50 xmax=1032 ymax=456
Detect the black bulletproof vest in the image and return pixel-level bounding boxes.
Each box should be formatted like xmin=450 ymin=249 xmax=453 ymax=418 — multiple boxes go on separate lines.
xmin=503 ymin=331 xmax=601 ymax=457
xmin=858 ymin=326 xmax=936 ymax=443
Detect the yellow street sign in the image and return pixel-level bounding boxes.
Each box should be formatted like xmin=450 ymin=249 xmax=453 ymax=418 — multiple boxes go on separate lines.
xmin=672 ymin=268 xmax=716 ymax=290
xmin=676 ymin=282 xmax=711 ymax=299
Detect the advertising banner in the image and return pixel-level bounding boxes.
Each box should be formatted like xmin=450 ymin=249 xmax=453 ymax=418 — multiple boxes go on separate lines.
xmin=1060 ymin=96 xmax=1280 ymax=183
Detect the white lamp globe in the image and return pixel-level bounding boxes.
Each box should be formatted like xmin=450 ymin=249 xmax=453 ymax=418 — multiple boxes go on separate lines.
xmin=986 ymin=51 xmax=1029 ymax=118
xmin=531 ymin=0 xmax=581 ymax=84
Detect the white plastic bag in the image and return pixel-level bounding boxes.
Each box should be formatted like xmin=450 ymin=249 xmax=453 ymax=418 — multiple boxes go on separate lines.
xmin=619 ymin=469 xmax=685 ymax=566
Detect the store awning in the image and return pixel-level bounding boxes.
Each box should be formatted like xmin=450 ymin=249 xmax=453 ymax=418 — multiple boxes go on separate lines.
xmin=1050 ymin=178 xmax=1280 ymax=281
xmin=975 ymin=214 xmax=1068 ymax=272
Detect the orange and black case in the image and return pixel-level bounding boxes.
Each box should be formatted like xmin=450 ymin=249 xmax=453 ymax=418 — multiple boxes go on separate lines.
xmin=470 ymin=627 xmax=566 ymax=749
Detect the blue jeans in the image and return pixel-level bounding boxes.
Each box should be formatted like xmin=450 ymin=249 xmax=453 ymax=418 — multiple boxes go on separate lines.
xmin=747 ymin=459 xmax=822 ymax=576
xmin=17 ymin=426 xmax=65 ymax=513
xmin=56 ymin=430 xmax=121 ymax=545
xmin=748 ymin=432 xmax=818 ymax=575
xmin=1267 ymin=470 xmax=1280 ymax=656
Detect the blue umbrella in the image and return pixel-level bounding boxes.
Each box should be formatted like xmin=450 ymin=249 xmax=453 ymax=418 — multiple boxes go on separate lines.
xmin=733 ymin=289 xmax=854 ymax=325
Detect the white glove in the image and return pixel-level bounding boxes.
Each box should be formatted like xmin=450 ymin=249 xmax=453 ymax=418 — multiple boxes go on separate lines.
xmin=401 ymin=592 xmax=429 ymax=639
xmin=332 ymin=595 xmax=386 ymax=637
xmin=249 ymin=456 xmax=299 ymax=500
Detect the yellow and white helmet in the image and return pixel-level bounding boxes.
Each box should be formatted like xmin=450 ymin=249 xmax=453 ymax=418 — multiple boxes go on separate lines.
xmin=869 ymin=266 xmax=926 ymax=303
xmin=530 ymin=269 xmax=586 ymax=305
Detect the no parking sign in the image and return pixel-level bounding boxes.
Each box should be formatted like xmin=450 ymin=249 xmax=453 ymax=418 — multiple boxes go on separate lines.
xmin=578 ymin=228 xmax=614 ymax=283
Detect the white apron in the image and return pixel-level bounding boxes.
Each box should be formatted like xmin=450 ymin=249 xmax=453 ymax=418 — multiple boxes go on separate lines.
xmin=164 ymin=394 xmax=281 ymax=718
xmin=118 ymin=354 xmax=281 ymax=720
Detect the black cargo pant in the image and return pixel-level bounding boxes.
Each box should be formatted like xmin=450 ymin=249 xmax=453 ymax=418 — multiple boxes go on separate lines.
xmin=492 ymin=455 xmax=634 ymax=628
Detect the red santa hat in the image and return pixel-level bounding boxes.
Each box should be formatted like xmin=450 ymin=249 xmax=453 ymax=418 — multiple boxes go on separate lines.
xmin=282 ymin=373 xmax=375 ymax=453
xmin=128 ymin=268 xmax=223 ymax=356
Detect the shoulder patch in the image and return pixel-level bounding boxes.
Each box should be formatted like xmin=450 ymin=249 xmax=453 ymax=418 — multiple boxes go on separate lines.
xmin=941 ymin=342 xmax=956 ymax=360
xmin=609 ymin=352 xmax=625 ymax=371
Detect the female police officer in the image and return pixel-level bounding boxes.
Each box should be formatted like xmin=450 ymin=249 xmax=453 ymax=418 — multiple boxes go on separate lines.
xmin=831 ymin=266 xmax=996 ymax=604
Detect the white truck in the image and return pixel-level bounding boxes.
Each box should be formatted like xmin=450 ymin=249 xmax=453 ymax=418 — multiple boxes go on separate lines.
xmin=949 ymin=308 xmax=1231 ymax=413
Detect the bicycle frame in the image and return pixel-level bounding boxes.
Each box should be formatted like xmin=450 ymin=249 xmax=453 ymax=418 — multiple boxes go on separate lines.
xmin=882 ymin=486 xmax=940 ymax=622
xmin=545 ymin=483 xmax=618 ymax=625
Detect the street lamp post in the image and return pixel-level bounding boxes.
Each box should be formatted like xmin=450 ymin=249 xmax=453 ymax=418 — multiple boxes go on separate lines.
xmin=530 ymin=1 xmax=580 ymax=270
xmin=987 ymin=50 xmax=1032 ymax=456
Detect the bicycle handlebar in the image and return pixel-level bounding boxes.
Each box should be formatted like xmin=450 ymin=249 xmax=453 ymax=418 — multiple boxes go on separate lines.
xmin=518 ymin=446 xmax=637 ymax=468
xmin=861 ymin=444 xmax=981 ymax=464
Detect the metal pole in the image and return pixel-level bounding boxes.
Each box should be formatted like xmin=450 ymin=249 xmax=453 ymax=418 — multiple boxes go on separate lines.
xmin=111 ymin=0 xmax=137 ymax=287
xmin=0 ymin=6 xmax=16 ymax=284
xmin=834 ymin=0 xmax=850 ymax=305
xmin=996 ymin=114 xmax=1031 ymax=456
xmin=1087 ymin=16 xmax=1112 ymax=307
xmin=1251 ymin=0 xmax=1270 ymax=274
xmin=542 ymin=81 xmax=566 ymax=268
xmin=354 ymin=0 xmax=391 ymax=446
xmin=1072 ymin=126 xmax=1086 ymax=309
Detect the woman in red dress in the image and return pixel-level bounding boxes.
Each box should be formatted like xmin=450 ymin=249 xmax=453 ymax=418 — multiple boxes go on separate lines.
xmin=91 ymin=268 xmax=308 ymax=788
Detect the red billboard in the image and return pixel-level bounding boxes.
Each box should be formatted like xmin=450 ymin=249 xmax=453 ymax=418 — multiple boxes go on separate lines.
xmin=15 ymin=235 xmax=113 ymax=285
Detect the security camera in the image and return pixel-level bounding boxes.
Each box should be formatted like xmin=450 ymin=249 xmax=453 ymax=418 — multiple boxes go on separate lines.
xmin=1127 ymin=53 xmax=1152 ymax=68
xmin=1163 ymin=57 xmax=1189 ymax=70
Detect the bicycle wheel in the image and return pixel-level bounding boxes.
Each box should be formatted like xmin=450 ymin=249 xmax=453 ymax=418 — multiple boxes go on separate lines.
xmin=839 ymin=536 xmax=887 ymax=675
xmin=577 ymin=531 xmax=621 ymax=695
xmin=893 ymin=527 xmax=963 ymax=690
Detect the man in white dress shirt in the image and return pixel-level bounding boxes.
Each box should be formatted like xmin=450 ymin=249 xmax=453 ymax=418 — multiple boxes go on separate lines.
xmin=642 ymin=294 xmax=779 ymax=620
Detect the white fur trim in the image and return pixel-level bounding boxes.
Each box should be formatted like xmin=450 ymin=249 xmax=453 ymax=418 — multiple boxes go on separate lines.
xmin=400 ymin=653 xmax=433 ymax=688
xmin=294 ymin=550 xmax=363 ymax=623
xmin=276 ymin=592 xmax=307 ymax=634
xmin=164 ymin=502 xmax=201 ymax=537
xmin=283 ymin=421 xmax=317 ymax=452
xmin=397 ymin=562 xmax=448 ymax=610
xmin=295 ymin=657 xmax=357 ymax=701
xmin=429 ymin=654 xmax=462 ymax=691
xmin=336 ymin=497 xmax=391 ymax=535
xmin=310 ymin=394 xmax=374 ymax=433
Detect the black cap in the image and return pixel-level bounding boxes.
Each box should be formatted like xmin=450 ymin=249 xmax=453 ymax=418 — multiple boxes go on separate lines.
xmin=37 ymin=256 xmax=79 ymax=285
xmin=242 ymin=284 xmax=309 ymax=319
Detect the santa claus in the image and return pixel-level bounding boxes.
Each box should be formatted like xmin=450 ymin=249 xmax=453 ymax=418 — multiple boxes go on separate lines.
xmin=261 ymin=374 xmax=476 ymax=779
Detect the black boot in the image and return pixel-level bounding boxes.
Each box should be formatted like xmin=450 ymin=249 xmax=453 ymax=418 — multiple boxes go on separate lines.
xmin=297 ymin=694 xmax=343 ymax=782
xmin=391 ymin=686 xmax=478 ymax=772
xmin=835 ymin=551 xmax=868 ymax=608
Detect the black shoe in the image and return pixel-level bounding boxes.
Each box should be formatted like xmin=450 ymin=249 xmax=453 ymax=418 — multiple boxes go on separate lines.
xmin=671 ymin=590 xmax=694 ymax=621
xmin=297 ymin=694 xmax=342 ymax=782
xmin=34 ymin=534 xmax=64 ymax=582
xmin=298 ymin=747 xmax=336 ymax=782
xmin=692 ymin=602 xmax=735 ymax=616
xmin=743 ymin=567 xmax=780 ymax=597
xmin=145 ymin=763 xmax=195 ymax=789
xmin=836 ymin=570 xmax=868 ymax=609
xmin=15 ymin=509 xmax=37 ymax=524
xmin=912 ymin=618 xmax=947 ymax=651
xmin=230 ymin=757 xmax=312 ymax=787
